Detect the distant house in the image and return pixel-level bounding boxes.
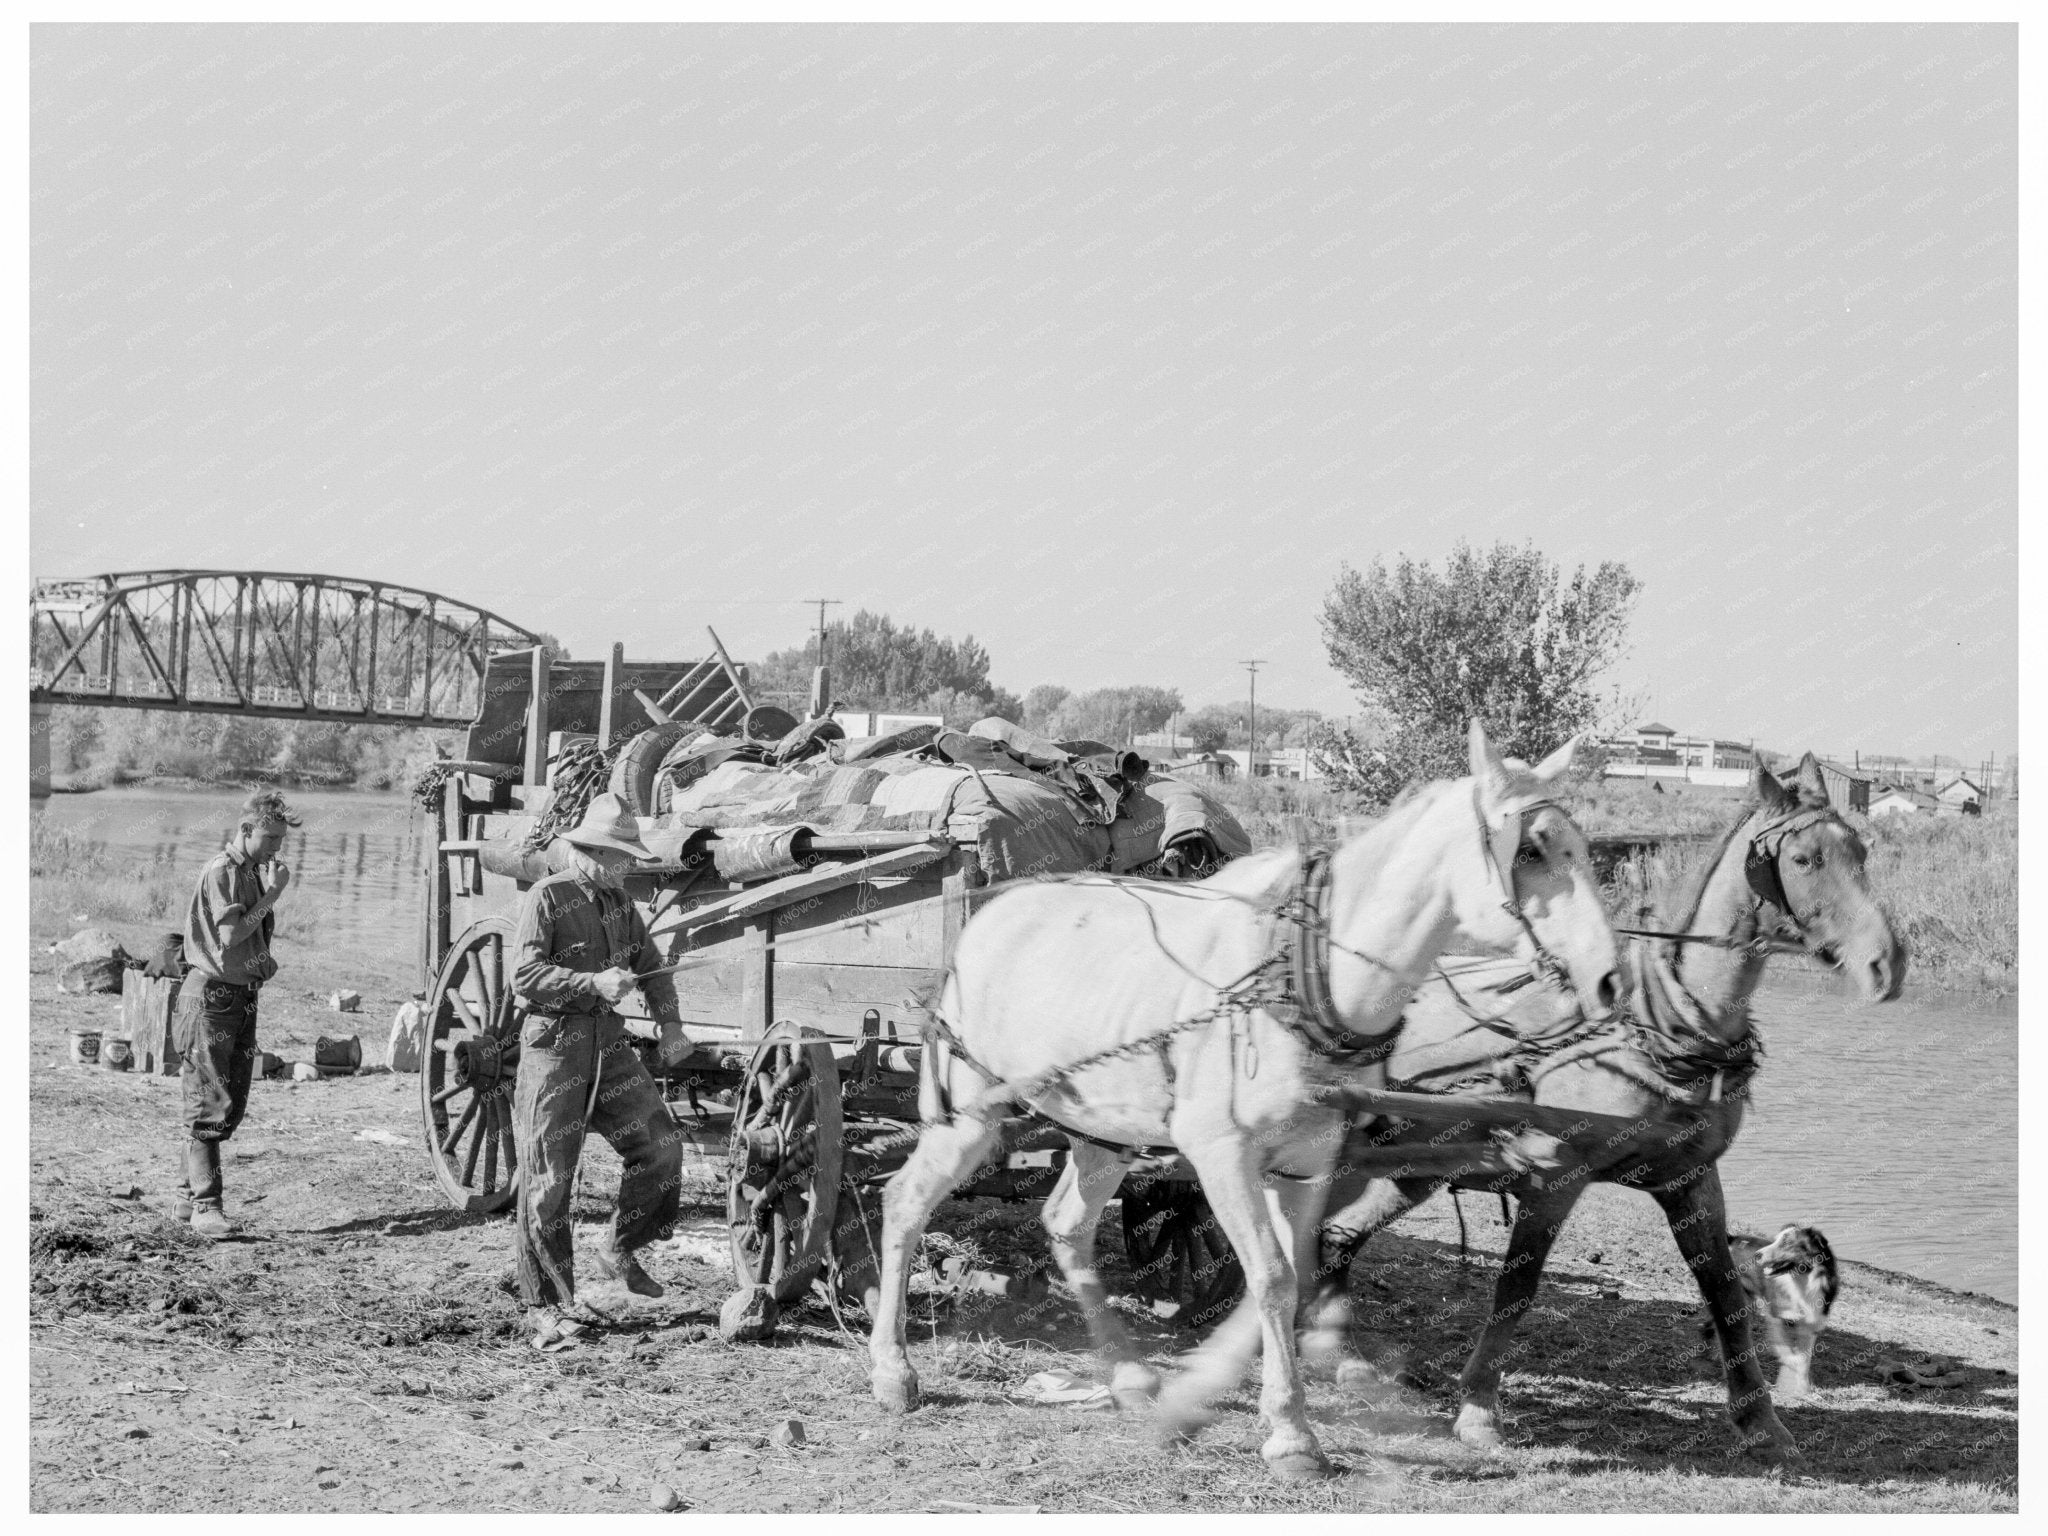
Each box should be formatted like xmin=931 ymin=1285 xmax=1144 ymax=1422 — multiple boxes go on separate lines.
xmin=1216 ymin=746 xmax=1324 ymax=781
xmin=1134 ymin=730 xmax=1195 ymax=754
xmin=1869 ymin=785 xmax=1937 ymax=818
xmin=1162 ymin=751 xmax=1235 ymax=781
xmin=1813 ymin=759 xmax=1871 ymax=815
xmin=1936 ymin=777 xmax=1984 ymax=816
xmin=1600 ymin=722 xmax=1755 ymax=786
xmin=830 ymin=710 xmax=944 ymax=740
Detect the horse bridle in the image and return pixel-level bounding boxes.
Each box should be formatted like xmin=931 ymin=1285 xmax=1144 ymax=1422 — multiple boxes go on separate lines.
xmin=1472 ymin=782 xmax=1577 ymax=992
xmin=1614 ymin=805 xmax=1836 ymax=961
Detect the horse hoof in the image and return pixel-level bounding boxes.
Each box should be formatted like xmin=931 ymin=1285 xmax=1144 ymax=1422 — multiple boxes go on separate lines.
xmin=1267 ymin=1450 xmax=1336 ymax=1484
xmin=1740 ymin=1427 xmax=1803 ymax=1469
xmin=1454 ymin=1408 xmax=1509 ymax=1453
xmin=1153 ymin=1403 xmax=1206 ymax=1448
xmin=871 ymin=1369 xmax=920 ymax=1415
xmin=1111 ymin=1362 xmax=1162 ymax=1408
xmin=1334 ymin=1358 xmax=1382 ymax=1396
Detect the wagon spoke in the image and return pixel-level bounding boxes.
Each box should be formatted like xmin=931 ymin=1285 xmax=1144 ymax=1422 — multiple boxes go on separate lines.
xmin=480 ymin=936 xmax=501 ymax=1030
xmin=432 ymin=1081 xmax=468 ymax=1106
xmin=446 ymin=986 xmax=484 ymax=1033
xmin=460 ymin=1097 xmax=488 ymax=1186
xmin=440 ymin=1094 xmax=480 ymax=1158
xmin=481 ymin=1097 xmax=500 ymax=1191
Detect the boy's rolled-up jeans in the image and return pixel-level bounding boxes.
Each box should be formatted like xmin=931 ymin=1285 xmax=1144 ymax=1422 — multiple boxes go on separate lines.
xmin=175 ymin=978 xmax=260 ymax=1209
xmin=512 ymin=1009 xmax=685 ymax=1308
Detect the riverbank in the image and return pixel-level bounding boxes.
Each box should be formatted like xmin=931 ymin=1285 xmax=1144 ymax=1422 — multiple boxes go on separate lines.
xmin=26 ymin=931 xmax=2017 ymax=1512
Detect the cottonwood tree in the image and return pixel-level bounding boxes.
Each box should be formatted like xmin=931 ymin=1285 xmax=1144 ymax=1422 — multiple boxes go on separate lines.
xmin=1038 ymin=685 xmax=1184 ymax=746
xmin=1312 ymin=541 xmax=1641 ymax=801
xmin=755 ymin=610 xmax=1021 ymax=726
xmin=1187 ymin=702 xmax=1326 ymax=754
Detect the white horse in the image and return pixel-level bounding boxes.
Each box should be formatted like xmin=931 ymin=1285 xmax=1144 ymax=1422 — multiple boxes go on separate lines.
xmin=867 ymin=722 xmax=1624 ymax=1482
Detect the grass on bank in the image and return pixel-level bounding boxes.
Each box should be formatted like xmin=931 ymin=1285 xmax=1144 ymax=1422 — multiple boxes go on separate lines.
xmin=30 ymin=773 xmax=2014 ymax=995
xmin=27 ymin=817 xmax=334 ymax=954
xmin=1199 ymin=775 xmax=2016 ymax=995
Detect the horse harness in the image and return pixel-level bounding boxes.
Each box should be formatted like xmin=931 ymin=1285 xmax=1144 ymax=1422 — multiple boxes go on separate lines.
xmin=921 ymin=795 xmax=1571 ymax=1133
xmin=1410 ymin=805 xmax=1832 ymax=1111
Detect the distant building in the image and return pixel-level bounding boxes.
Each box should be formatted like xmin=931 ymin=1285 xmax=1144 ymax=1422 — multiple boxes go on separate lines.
xmin=1600 ymin=722 xmax=1755 ymax=786
xmin=1869 ymin=785 xmax=1938 ymax=818
xmin=1219 ymin=746 xmax=1324 ymax=782
xmin=831 ymin=710 xmax=944 ymax=740
xmin=1162 ymin=751 xmax=1235 ymax=781
xmin=1813 ymin=760 xmax=1871 ymax=815
xmin=1633 ymin=721 xmax=1677 ymax=749
xmin=1133 ymin=730 xmax=1195 ymax=754
xmin=1936 ymin=777 xmax=1984 ymax=815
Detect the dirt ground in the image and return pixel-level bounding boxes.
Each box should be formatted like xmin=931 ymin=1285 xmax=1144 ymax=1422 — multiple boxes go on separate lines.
xmin=28 ymin=947 xmax=2017 ymax=1513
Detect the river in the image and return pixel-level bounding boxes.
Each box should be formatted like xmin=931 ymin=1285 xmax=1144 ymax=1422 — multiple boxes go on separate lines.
xmin=34 ymin=784 xmax=2020 ymax=1304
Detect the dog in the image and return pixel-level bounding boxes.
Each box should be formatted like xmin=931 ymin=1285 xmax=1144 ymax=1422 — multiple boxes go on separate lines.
xmin=1727 ymin=1224 xmax=1839 ymax=1400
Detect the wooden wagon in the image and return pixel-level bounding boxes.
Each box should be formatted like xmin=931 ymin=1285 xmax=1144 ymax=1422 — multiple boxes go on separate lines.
xmin=413 ymin=638 xmax=1247 ymax=1330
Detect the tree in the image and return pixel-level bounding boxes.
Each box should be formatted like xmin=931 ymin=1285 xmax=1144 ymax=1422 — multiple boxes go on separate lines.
xmin=1021 ymin=684 xmax=1070 ymax=736
xmin=754 ymin=609 xmax=1016 ymax=724
xmin=1313 ymin=541 xmax=1641 ymax=800
xmin=1185 ymin=702 xmax=1325 ymax=753
xmin=1186 ymin=703 xmax=1239 ymax=754
xmin=1040 ymin=685 xmax=1183 ymax=746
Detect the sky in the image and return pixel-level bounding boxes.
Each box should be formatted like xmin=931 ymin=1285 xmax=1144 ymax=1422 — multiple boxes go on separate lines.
xmin=30 ymin=22 xmax=2017 ymax=763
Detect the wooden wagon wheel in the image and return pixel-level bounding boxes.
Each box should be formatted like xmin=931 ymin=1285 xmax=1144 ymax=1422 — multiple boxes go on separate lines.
xmin=420 ymin=916 xmax=521 ymax=1214
xmin=1119 ymin=1176 xmax=1245 ymax=1327
xmin=726 ymin=1024 xmax=844 ymax=1305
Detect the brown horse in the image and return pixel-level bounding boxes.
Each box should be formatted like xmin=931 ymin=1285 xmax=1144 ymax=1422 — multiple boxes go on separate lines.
xmin=1313 ymin=755 xmax=1906 ymax=1465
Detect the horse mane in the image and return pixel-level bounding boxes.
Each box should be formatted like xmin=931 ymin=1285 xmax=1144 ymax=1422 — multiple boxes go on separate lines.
xmin=1661 ymin=800 xmax=1761 ymax=934
xmin=1662 ymin=771 xmax=1844 ymax=934
xmin=1210 ymin=776 xmax=1458 ymax=906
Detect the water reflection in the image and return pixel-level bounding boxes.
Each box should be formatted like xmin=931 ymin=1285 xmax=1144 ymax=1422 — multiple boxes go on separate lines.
xmin=1721 ymin=971 xmax=2017 ymax=1303
xmin=39 ymin=786 xmax=428 ymax=987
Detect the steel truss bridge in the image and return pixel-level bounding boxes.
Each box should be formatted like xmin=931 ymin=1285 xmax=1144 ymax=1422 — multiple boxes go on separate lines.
xmin=29 ymin=571 xmax=543 ymax=729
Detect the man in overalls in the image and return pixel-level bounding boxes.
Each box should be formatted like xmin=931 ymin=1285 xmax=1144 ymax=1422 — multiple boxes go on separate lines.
xmin=511 ymin=792 xmax=689 ymax=1347
xmin=174 ymin=789 xmax=301 ymax=1237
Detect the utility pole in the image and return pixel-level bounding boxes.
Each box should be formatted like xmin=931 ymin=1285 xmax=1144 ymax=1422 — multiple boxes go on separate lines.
xmin=802 ymin=598 xmax=841 ymax=720
xmin=1240 ymin=660 xmax=1264 ymax=781
xmin=802 ymin=599 xmax=841 ymax=666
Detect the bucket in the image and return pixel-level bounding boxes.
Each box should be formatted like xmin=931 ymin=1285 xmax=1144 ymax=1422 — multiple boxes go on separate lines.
xmin=68 ymin=1028 xmax=101 ymax=1065
xmin=100 ymin=1036 xmax=134 ymax=1072
xmin=314 ymin=1034 xmax=363 ymax=1076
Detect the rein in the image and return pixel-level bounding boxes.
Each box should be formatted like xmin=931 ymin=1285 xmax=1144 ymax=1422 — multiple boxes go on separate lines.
xmin=1426 ymin=803 xmax=1832 ymax=1109
xmin=1612 ymin=804 xmax=1833 ymax=959
xmin=925 ymin=787 xmax=1580 ymax=1123
xmin=1610 ymin=925 xmax=1807 ymax=958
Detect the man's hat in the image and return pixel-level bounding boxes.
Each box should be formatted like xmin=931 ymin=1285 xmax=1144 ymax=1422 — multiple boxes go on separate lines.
xmin=559 ymin=792 xmax=651 ymax=860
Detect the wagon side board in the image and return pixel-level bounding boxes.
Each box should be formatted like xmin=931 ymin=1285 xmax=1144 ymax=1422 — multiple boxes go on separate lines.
xmin=439 ymin=802 xmax=978 ymax=1052
xmin=654 ymin=859 xmax=967 ymax=1045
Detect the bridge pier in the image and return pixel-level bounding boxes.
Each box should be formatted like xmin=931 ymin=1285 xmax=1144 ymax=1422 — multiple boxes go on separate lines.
xmin=30 ymin=700 xmax=51 ymax=799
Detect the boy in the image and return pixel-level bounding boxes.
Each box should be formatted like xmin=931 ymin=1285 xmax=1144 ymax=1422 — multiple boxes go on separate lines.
xmin=173 ymin=789 xmax=300 ymax=1237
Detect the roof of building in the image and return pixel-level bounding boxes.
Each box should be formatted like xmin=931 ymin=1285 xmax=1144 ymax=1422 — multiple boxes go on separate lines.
xmin=1938 ymin=777 xmax=1983 ymax=797
xmin=1636 ymin=721 xmax=1676 ymax=736
xmin=1872 ymin=785 xmax=1938 ymax=806
xmin=1816 ymin=759 xmax=1872 ymax=783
